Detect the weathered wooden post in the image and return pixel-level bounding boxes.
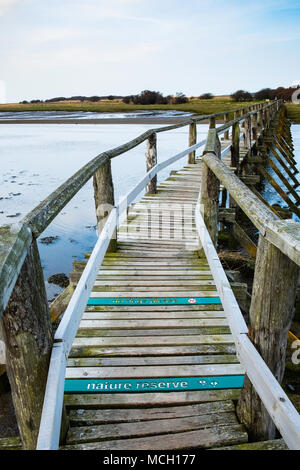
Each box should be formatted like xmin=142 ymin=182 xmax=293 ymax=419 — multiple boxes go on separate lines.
xmin=231 ymin=117 xmax=240 ymax=173
xmin=0 ymin=230 xmax=53 ymax=450
xmin=257 ymin=110 xmax=263 ymax=135
xmin=251 ymin=113 xmax=258 ymax=144
xmin=209 ymin=117 xmax=216 ymax=129
xmin=243 ymin=115 xmax=252 ymax=150
xmin=200 ymin=129 xmax=221 ymax=247
xmin=188 ymin=121 xmax=197 ymax=164
xmin=237 ymin=231 xmax=300 ymax=441
xmin=146 ymin=132 xmax=157 ymax=193
xmin=93 ymin=156 xmax=117 ymax=252
xmin=224 ymin=113 xmax=230 ymax=140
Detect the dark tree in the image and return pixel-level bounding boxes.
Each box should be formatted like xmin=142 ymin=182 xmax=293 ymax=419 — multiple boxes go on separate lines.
xmin=199 ymin=93 xmax=214 ymax=100
xmin=173 ymin=92 xmax=188 ymax=104
xmin=254 ymin=88 xmax=273 ymax=100
xmin=231 ymin=90 xmax=253 ymax=102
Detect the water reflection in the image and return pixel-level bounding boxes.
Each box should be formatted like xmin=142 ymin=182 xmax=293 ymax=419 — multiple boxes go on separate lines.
xmin=0 ymin=122 xmax=208 ymax=300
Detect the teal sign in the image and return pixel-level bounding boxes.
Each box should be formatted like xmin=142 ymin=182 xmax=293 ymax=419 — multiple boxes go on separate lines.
xmin=65 ymin=376 xmax=244 ymax=394
xmin=87 ymin=297 xmax=222 ymax=306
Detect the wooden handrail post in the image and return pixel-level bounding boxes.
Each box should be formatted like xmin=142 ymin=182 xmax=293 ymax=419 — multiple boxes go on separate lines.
xmin=200 ymin=131 xmax=221 ymax=247
xmin=251 ymin=113 xmax=258 ymax=144
xmin=209 ymin=117 xmax=216 ymax=129
xmin=257 ymin=110 xmax=263 ymax=133
xmin=0 ymin=239 xmax=53 ymax=449
xmin=231 ymin=121 xmax=240 ymax=174
xmin=237 ymin=234 xmax=300 ymax=441
xmin=93 ymin=157 xmax=117 ymax=252
xmin=224 ymin=114 xmax=230 ymax=140
xmin=243 ymin=116 xmax=252 ymax=150
xmin=188 ymin=122 xmax=197 ymax=164
xmin=146 ymin=132 xmax=158 ymax=193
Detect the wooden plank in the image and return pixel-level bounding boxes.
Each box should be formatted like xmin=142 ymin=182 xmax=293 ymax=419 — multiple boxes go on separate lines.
xmin=84 ymin=305 xmax=224 ymax=312
xmin=96 ymin=277 xmax=213 ymax=283
xmin=72 ymin=334 xmax=235 ymax=347
xmin=211 ymin=439 xmax=288 ymax=450
xmin=76 ymin=327 xmax=230 ymax=337
xmin=92 ymin=286 xmax=217 ymax=292
xmin=69 ymin=344 xmax=237 ymax=358
xmin=81 ymin=311 xmax=226 ymax=319
xmin=64 ymin=388 xmax=241 ymax=409
xmin=61 ymin=424 xmax=248 ymax=450
xmin=67 ymin=355 xmax=239 ymax=368
xmin=65 ymin=363 xmax=244 ymax=379
xmin=89 ymin=291 xmax=219 ymax=298
xmin=66 ymin=412 xmax=239 ymax=444
xmin=98 ymin=261 xmax=206 ymax=267
xmin=103 ymin=251 xmax=198 ymax=258
xmin=96 ymin=272 xmax=212 ymax=278
xmin=78 ymin=318 xmax=229 ymax=329
xmin=68 ymin=400 xmax=236 ymax=425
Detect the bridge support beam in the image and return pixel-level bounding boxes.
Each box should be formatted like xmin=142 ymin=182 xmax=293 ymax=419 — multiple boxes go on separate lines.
xmin=0 ymin=239 xmax=53 ymax=450
xmin=93 ymin=158 xmax=117 ymax=252
xmin=146 ymin=132 xmax=158 ymax=193
xmin=237 ymin=234 xmax=300 ymax=441
xmin=200 ymin=131 xmax=221 ymax=248
xmin=188 ymin=122 xmax=197 ymax=164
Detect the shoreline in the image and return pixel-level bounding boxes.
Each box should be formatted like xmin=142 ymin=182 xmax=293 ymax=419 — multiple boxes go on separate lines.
xmin=0 ymin=117 xmax=213 ymax=125
xmin=0 ymin=118 xmax=299 ymax=125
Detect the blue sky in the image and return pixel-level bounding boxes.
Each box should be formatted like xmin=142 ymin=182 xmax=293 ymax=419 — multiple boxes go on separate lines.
xmin=0 ymin=0 xmax=299 ymax=102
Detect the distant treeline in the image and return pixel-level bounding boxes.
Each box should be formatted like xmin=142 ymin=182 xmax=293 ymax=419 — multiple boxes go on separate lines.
xmin=19 ymin=95 xmax=123 ymax=104
xmin=231 ymin=87 xmax=297 ymax=102
xmin=19 ymin=86 xmax=298 ymax=105
xmin=122 ymin=90 xmax=189 ymax=105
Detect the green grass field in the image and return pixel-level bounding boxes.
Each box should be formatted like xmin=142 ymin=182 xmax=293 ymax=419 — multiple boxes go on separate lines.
xmin=285 ymin=103 xmax=300 ymax=123
xmin=0 ymin=98 xmax=260 ymax=117
xmin=1 ymin=99 xmax=299 ymax=122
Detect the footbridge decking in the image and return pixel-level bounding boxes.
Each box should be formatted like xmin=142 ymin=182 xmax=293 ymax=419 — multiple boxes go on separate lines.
xmin=0 ymin=100 xmax=300 ymax=450
xmin=63 ymin=156 xmax=246 ymax=450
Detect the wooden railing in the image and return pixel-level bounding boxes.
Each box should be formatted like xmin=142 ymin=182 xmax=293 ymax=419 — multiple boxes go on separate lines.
xmin=0 ymin=100 xmax=297 ymax=449
xmin=199 ymin=102 xmax=300 ymax=447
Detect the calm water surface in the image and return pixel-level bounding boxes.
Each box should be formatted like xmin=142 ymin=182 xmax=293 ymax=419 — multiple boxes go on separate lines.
xmin=0 ymin=122 xmax=299 ymax=301
xmin=0 ymin=122 xmax=208 ymax=300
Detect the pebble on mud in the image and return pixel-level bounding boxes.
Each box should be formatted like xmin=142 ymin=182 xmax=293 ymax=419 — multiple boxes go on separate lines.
xmin=48 ymin=273 xmax=69 ymax=288
xmin=40 ymin=236 xmax=60 ymax=245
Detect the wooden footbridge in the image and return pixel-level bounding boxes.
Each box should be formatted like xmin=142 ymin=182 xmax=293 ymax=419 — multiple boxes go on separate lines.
xmin=0 ymin=101 xmax=300 ymax=450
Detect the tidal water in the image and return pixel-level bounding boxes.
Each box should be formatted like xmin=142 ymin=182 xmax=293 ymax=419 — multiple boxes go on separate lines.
xmin=0 ymin=121 xmax=208 ymax=300
xmin=0 ymin=110 xmax=192 ymax=120
xmin=0 ymin=121 xmax=299 ymax=301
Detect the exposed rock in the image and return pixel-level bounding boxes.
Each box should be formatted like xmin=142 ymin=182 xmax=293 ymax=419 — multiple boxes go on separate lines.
xmin=48 ymin=273 xmax=69 ymax=288
xmin=40 ymin=235 xmax=59 ymax=245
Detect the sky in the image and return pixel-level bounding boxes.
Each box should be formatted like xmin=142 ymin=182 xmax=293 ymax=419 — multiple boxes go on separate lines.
xmin=0 ymin=0 xmax=300 ymax=103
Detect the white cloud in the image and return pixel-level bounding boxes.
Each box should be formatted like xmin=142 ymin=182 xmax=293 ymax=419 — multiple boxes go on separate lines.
xmin=0 ymin=0 xmax=20 ymax=16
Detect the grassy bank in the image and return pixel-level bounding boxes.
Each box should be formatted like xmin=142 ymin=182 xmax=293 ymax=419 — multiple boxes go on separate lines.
xmin=285 ymin=103 xmax=300 ymax=123
xmin=0 ymin=98 xmax=261 ymax=117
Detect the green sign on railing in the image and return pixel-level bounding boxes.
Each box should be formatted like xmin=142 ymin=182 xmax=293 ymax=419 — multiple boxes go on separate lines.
xmin=87 ymin=297 xmax=222 ymax=306
xmin=65 ymin=376 xmax=244 ymax=394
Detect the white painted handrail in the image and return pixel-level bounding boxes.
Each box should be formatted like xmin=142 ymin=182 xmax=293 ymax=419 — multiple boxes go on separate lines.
xmin=194 ymin=198 xmax=300 ymax=450
xmin=36 ymin=136 xmax=207 ymax=450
